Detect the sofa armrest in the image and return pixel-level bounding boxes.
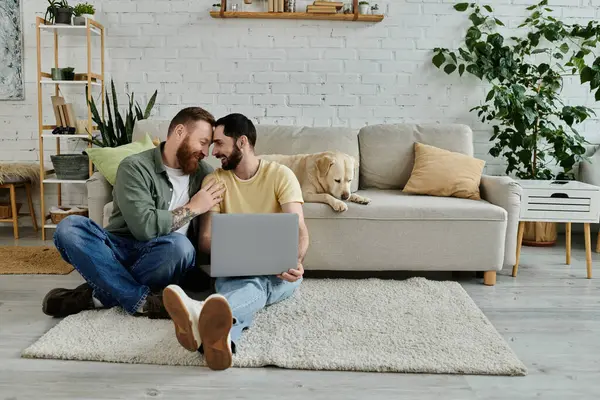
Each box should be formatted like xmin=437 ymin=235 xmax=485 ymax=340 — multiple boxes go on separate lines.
xmin=86 ymin=172 xmax=113 ymax=226
xmin=480 ymin=175 xmax=522 ymax=269
xmin=578 ymin=154 xmax=600 ymax=187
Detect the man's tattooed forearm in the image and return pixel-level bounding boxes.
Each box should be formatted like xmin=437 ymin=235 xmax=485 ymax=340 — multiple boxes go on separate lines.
xmin=171 ymin=206 xmax=199 ymax=231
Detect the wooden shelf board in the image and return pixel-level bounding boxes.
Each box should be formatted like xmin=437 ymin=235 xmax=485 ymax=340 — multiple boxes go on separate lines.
xmin=41 ymin=134 xmax=91 ymax=138
xmin=40 ymin=79 xmax=101 ymax=87
xmin=209 ymin=11 xmax=384 ymax=21
xmin=39 ymin=24 xmax=102 ymax=36
xmin=42 ymin=125 xmax=98 ymax=130
xmin=43 ymin=178 xmax=88 ymax=184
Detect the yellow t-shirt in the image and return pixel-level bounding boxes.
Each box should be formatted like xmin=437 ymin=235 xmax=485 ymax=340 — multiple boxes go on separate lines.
xmin=201 ymin=159 xmax=304 ymax=214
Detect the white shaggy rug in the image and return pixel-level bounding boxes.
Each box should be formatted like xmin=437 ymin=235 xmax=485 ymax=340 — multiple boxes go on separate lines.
xmin=22 ymin=278 xmax=527 ymax=375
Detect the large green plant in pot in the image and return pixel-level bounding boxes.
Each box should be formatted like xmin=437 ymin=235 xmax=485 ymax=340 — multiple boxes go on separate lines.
xmin=432 ymin=0 xmax=600 ymax=181
xmin=85 ymin=79 xmax=158 ymax=148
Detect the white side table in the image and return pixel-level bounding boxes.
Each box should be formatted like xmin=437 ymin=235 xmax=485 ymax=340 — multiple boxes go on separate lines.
xmin=512 ymin=180 xmax=600 ymax=279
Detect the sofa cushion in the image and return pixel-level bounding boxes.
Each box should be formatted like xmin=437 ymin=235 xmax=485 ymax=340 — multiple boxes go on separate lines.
xmin=402 ymin=142 xmax=485 ymax=200
xmin=303 ymin=190 xmax=506 ymax=222
xmin=85 ymin=133 xmax=156 ymax=186
xmin=302 ymin=190 xmax=506 ymax=272
xmin=358 ymin=123 xmax=474 ymax=190
xmin=254 ymin=125 xmax=360 ymax=193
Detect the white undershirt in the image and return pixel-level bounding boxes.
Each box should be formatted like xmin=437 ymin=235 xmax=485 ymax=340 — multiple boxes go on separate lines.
xmin=164 ymin=165 xmax=191 ymax=236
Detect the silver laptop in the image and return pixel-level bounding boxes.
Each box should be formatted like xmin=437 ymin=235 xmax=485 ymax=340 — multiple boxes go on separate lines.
xmin=200 ymin=213 xmax=299 ymax=277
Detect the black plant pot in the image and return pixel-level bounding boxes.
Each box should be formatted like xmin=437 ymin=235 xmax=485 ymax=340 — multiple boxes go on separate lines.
xmin=55 ymin=8 xmax=72 ymax=25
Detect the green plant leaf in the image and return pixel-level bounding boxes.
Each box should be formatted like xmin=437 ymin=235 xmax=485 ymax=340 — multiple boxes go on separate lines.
xmin=559 ymin=43 xmax=569 ymax=53
xmin=469 ymin=12 xmax=484 ymax=26
xmin=483 ymin=5 xmax=492 ymax=12
xmin=494 ymin=18 xmax=505 ymax=26
xmin=526 ymin=5 xmax=537 ymax=10
xmin=486 ymin=89 xmax=495 ymax=102
xmin=531 ymin=48 xmax=548 ymax=54
xmin=454 ymin=3 xmax=469 ymax=12
xmin=143 ymin=90 xmax=158 ymax=119
xmin=596 ymin=88 xmax=600 ymax=101
xmin=581 ymin=66 xmax=593 ymax=84
xmin=432 ymin=52 xmax=445 ymax=68
xmin=459 ymin=64 xmax=465 ymax=76
xmin=444 ymin=64 xmax=457 ymax=74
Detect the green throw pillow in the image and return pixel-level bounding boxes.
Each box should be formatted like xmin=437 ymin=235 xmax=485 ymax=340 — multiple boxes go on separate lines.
xmin=85 ymin=133 xmax=156 ymax=185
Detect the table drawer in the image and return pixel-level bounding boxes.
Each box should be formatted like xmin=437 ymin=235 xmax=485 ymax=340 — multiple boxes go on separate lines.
xmin=521 ymin=188 xmax=600 ymax=222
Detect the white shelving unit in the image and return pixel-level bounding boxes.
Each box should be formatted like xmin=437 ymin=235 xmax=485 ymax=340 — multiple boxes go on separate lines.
xmin=36 ymin=17 xmax=105 ymax=240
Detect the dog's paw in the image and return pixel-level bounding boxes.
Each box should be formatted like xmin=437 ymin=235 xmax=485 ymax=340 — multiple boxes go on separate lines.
xmin=331 ymin=200 xmax=348 ymax=212
xmin=350 ymin=194 xmax=371 ymax=205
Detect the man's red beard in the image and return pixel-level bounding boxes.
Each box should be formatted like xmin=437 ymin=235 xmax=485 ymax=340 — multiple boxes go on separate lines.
xmin=176 ymin=137 xmax=202 ymax=174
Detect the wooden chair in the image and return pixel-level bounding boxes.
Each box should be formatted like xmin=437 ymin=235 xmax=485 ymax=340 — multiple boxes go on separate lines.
xmin=0 ymin=179 xmax=38 ymax=239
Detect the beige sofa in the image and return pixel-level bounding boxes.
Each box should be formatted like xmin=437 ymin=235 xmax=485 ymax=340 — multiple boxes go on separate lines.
xmin=87 ymin=120 xmax=522 ymax=285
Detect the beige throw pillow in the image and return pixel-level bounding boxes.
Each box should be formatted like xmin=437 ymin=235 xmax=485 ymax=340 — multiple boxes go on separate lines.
xmin=403 ymin=142 xmax=485 ymax=200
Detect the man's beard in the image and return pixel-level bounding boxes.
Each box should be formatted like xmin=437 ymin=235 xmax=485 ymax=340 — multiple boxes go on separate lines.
xmin=176 ymin=137 xmax=201 ymax=175
xmin=221 ymin=144 xmax=243 ymax=171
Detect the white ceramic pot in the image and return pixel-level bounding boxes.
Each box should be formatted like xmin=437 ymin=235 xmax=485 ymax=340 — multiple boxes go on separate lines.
xmin=212 ymin=5 xmax=222 ymax=12
xmin=359 ymin=4 xmax=369 ymax=14
xmin=82 ymin=13 xmax=94 ymax=20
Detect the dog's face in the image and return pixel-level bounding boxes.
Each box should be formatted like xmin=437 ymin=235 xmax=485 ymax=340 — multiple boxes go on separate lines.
xmin=316 ymin=152 xmax=356 ymax=201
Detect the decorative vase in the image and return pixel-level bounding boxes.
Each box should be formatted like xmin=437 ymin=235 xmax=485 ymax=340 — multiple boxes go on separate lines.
xmin=51 ymin=68 xmax=63 ymax=80
xmin=54 ymin=8 xmax=72 ymax=24
xmin=522 ymin=221 xmax=557 ymax=247
xmin=359 ymin=4 xmax=369 ymax=14
xmin=73 ymin=16 xmax=86 ymax=26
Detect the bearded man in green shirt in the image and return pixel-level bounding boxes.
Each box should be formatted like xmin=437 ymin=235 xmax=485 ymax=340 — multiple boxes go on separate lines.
xmin=42 ymin=107 xmax=225 ymax=319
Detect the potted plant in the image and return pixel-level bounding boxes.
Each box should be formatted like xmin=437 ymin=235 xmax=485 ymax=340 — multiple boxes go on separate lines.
xmin=358 ymin=1 xmax=369 ymax=14
xmin=45 ymin=0 xmax=73 ymax=25
xmin=73 ymin=2 xmax=95 ymax=25
xmin=370 ymin=4 xmax=379 ymax=13
xmin=84 ymin=80 xmax=158 ymax=148
xmin=212 ymin=3 xmax=222 ymax=12
xmin=432 ymin=0 xmax=600 ymax=245
xmin=62 ymin=67 xmax=75 ymax=81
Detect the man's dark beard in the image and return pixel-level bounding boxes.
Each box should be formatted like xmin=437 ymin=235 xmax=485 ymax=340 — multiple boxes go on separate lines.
xmin=176 ymin=138 xmax=201 ymax=175
xmin=222 ymin=144 xmax=243 ymax=171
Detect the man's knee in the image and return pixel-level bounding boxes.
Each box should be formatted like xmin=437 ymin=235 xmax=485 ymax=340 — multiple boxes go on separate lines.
xmin=53 ymin=215 xmax=94 ymax=248
xmin=160 ymin=233 xmax=196 ymax=266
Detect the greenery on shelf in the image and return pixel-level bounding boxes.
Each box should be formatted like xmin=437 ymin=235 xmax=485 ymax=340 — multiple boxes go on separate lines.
xmin=85 ymin=80 xmax=158 ymax=148
xmin=432 ymin=0 xmax=600 ymax=180
xmin=44 ymin=0 xmax=73 ymax=24
xmin=73 ymin=2 xmax=95 ymax=16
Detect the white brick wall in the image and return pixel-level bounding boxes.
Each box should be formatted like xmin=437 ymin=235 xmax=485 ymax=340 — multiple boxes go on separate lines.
xmin=2 ymin=0 xmax=600 ymax=228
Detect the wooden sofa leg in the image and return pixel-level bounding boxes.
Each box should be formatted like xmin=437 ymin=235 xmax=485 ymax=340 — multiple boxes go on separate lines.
xmin=483 ymin=271 xmax=496 ymax=286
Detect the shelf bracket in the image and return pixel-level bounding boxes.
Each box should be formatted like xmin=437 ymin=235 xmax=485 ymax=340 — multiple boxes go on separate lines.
xmin=221 ymin=0 xmax=226 ymax=17
xmin=353 ymin=0 xmax=359 ymax=21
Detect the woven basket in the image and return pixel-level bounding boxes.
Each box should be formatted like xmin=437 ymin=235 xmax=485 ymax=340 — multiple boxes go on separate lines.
xmin=0 ymin=203 xmax=22 ymax=219
xmin=50 ymin=154 xmax=89 ymax=180
xmin=50 ymin=207 xmax=88 ymax=224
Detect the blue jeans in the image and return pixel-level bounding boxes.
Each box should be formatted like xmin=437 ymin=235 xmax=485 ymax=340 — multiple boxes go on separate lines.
xmin=53 ymin=215 xmax=196 ymax=315
xmin=215 ymin=275 xmax=302 ymax=350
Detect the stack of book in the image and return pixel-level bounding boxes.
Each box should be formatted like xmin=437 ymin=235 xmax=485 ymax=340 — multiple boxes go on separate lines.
xmin=51 ymin=95 xmax=76 ymax=128
xmin=268 ymin=0 xmax=285 ymax=12
xmin=306 ymin=1 xmax=343 ymax=14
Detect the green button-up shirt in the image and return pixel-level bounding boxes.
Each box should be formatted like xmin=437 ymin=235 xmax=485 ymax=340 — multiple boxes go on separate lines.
xmin=104 ymin=142 xmax=213 ymax=241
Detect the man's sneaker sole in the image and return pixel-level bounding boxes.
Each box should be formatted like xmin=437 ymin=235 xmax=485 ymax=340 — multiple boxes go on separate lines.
xmin=198 ymin=294 xmax=233 ymax=371
xmin=163 ymin=286 xmax=199 ymax=352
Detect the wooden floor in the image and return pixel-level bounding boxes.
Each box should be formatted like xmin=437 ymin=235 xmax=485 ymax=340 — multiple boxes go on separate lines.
xmin=1 ymin=227 xmax=599 ymax=399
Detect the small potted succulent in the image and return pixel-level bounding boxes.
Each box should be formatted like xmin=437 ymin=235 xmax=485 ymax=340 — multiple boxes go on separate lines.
xmin=358 ymin=1 xmax=370 ymax=14
xmin=370 ymin=3 xmax=379 ymax=13
xmin=45 ymin=0 xmax=73 ymax=25
xmin=73 ymin=2 xmax=95 ymax=25
xmin=212 ymin=3 xmax=222 ymax=12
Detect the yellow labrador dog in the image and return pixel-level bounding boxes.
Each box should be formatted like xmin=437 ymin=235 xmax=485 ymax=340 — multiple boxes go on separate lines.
xmin=260 ymin=151 xmax=371 ymax=212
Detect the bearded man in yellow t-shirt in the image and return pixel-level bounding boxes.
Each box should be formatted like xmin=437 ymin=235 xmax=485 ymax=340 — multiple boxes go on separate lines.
xmin=163 ymin=113 xmax=309 ymax=370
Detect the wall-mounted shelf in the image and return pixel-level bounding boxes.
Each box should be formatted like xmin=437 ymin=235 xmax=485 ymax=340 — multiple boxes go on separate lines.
xmin=210 ymin=0 xmax=383 ymax=22
xmin=209 ymin=11 xmax=384 ymax=22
